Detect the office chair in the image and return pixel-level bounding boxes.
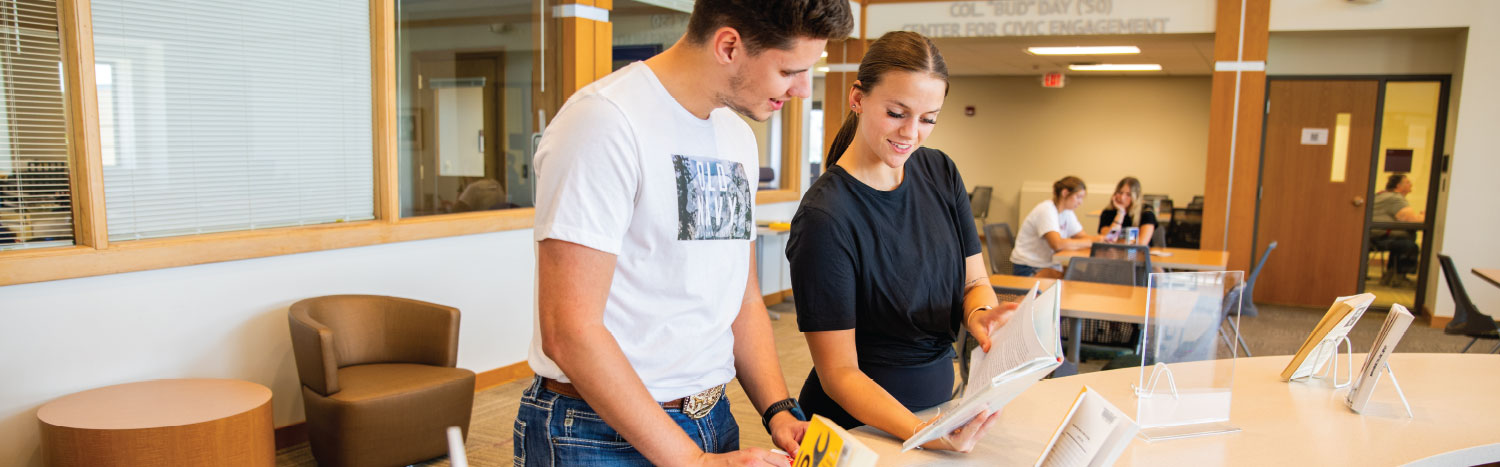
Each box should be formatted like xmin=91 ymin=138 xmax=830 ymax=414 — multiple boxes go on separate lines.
xmin=1089 ymin=243 xmax=1153 ymax=287
xmin=969 ymin=186 xmax=993 ymax=224
xmin=983 ymin=223 xmax=1015 ymax=275
xmin=1234 ymin=241 xmax=1277 ymax=318
xmin=1437 ymin=255 xmax=1500 ymax=353
xmin=1218 ymin=283 xmax=1254 ymax=357
xmin=289 ymin=295 xmax=476 ymax=467
xmin=1063 ymin=257 xmax=1140 ymax=363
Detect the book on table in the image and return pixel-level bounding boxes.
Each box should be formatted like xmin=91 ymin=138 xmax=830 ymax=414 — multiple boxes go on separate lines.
xmin=1035 ymin=386 xmax=1139 ymax=467
xmin=1346 ymin=303 xmax=1415 ymax=413
xmin=902 ymin=280 xmax=1064 ymax=452
xmin=793 ymin=415 xmax=877 ymax=467
xmin=1279 ymin=293 xmax=1377 ymax=381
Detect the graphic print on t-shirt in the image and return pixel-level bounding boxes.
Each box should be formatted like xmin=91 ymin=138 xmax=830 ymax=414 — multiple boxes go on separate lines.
xmin=673 ymin=154 xmax=752 ymax=240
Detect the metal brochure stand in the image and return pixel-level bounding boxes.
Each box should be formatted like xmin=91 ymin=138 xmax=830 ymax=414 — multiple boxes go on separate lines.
xmin=1291 ymin=335 xmax=1355 ymax=388
xmin=1135 ymin=271 xmax=1245 ymax=442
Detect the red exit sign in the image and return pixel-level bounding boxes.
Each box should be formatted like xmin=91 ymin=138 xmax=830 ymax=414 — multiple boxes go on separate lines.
xmin=1042 ymin=72 xmax=1066 ymax=88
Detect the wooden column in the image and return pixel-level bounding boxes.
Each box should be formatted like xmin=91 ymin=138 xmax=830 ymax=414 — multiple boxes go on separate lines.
xmin=558 ymin=1 xmax=612 ymax=102
xmin=821 ymin=39 xmax=868 ymax=160
xmin=1201 ymin=0 xmax=1270 ymax=273
xmin=371 ymin=0 xmax=399 ymax=222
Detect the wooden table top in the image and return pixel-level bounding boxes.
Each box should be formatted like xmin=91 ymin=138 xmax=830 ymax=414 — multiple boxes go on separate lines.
xmin=1474 ymin=268 xmax=1500 ymax=289
xmin=37 ymin=379 xmax=271 ymax=430
xmin=991 ymin=274 xmax=1147 ymax=324
xmin=1056 ymin=247 xmax=1230 ymax=271
xmin=852 ymin=353 xmax=1500 ymax=466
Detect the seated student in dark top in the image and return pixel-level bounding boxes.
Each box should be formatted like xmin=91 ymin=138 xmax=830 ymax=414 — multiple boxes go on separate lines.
xmin=1097 ymin=176 xmax=1157 ymax=246
xmin=786 ymin=31 xmax=1013 ymax=453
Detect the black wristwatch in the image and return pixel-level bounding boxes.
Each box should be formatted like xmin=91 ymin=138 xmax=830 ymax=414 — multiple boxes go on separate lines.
xmin=761 ymin=398 xmax=806 ymax=433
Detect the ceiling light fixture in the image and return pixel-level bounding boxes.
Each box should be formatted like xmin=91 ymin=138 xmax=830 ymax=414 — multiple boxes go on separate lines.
xmin=1068 ymin=63 xmax=1162 ymax=71
xmin=1027 ymin=46 xmax=1140 ymax=55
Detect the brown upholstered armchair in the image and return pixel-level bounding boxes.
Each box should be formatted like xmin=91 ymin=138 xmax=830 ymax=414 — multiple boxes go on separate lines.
xmin=289 ymin=295 xmax=475 ymax=467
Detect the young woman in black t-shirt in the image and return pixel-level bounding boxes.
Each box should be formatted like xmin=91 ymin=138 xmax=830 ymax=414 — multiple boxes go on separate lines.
xmin=785 ymin=31 xmax=1012 ymax=453
xmin=1097 ymin=176 xmax=1157 ymax=246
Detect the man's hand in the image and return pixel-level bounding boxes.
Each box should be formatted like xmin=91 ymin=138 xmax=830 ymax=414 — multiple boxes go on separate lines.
xmin=767 ymin=412 xmax=808 ymax=457
xmin=695 ymin=447 xmax=792 ymax=467
xmin=967 ymin=302 xmax=1020 ymax=352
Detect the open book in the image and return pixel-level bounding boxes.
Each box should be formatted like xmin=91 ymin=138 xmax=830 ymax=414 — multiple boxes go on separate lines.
xmin=902 ymin=281 xmax=1064 ymax=451
xmin=793 ymin=415 xmax=877 ymax=467
xmin=1346 ymin=304 xmax=1414 ymax=413
xmin=1280 ymin=293 xmax=1376 ymax=381
xmin=1036 ymin=386 xmax=1139 ymax=467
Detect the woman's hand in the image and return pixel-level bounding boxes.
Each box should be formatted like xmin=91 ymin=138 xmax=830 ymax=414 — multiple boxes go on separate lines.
xmin=967 ymin=302 xmax=1019 ymax=352
xmin=915 ymin=407 xmax=1003 ymax=452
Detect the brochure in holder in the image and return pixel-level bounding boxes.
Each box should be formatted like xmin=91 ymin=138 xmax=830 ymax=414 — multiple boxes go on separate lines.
xmin=1280 ymin=293 xmax=1376 ymax=386
xmin=1134 ymin=271 xmax=1245 ymax=442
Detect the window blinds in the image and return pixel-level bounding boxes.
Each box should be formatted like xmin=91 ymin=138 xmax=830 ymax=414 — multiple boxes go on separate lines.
xmin=92 ymin=0 xmax=373 ymax=241
xmin=0 ymin=0 xmax=74 ymax=250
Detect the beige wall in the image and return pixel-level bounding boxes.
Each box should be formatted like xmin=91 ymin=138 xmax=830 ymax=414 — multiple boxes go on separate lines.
xmin=924 ymin=75 xmax=1212 ymax=230
xmin=1267 ymin=29 xmax=1464 ymax=76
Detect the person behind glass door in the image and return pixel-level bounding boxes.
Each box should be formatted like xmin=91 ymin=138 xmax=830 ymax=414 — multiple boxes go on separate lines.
xmin=1010 ymin=176 xmax=1093 ymax=278
xmin=785 ymin=31 xmax=1012 ymax=453
xmin=1097 ymin=176 xmax=1156 ymax=246
xmin=518 ymin=1 xmax=854 ymax=465
xmin=1371 ymin=173 xmax=1424 ymax=287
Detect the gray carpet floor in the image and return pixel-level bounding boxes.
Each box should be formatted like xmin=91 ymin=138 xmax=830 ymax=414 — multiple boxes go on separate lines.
xmin=275 ymin=301 xmax=1490 ymax=466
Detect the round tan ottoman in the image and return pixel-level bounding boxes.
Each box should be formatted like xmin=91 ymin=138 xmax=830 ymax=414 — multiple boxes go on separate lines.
xmin=37 ymin=379 xmax=273 ymax=466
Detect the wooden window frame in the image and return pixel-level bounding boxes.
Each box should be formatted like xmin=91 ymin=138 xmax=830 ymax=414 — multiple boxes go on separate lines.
xmin=0 ymin=0 xmax=807 ymax=286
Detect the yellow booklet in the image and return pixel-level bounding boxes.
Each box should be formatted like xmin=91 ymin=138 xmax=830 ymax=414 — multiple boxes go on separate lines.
xmin=1279 ymin=293 xmax=1376 ymax=381
xmin=793 ymin=415 xmax=877 ymax=467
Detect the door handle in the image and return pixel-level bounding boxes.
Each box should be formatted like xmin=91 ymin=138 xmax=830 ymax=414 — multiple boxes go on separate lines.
xmin=1352 ymin=196 xmax=1365 ymax=207
xmin=477 ymin=131 xmax=485 ymax=153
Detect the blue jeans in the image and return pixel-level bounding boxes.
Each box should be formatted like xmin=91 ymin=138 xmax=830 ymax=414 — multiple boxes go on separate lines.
xmin=513 ymin=377 xmax=739 ymax=466
xmin=1012 ymin=263 xmax=1042 ymax=277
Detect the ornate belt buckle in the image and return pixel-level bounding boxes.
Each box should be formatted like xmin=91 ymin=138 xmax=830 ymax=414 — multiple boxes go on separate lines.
xmin=683 ymin=385 xmax=725 ymax=419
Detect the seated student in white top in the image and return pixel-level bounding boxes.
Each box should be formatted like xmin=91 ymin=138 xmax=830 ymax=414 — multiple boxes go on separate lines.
xmin=1010 ymin=176 xmax=1093 ymax=278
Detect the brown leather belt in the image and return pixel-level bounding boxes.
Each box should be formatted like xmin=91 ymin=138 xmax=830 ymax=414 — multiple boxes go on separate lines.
xmin=543 ymin=378 xmax=725 ymax=419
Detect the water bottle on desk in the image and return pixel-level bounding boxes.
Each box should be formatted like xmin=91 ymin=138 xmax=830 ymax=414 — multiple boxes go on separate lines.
xmin=1126 ymin=227 xmax=1139 ymax=244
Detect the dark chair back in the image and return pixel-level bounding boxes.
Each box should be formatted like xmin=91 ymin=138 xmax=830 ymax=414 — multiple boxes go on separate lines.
xmin=970 ymin=186 xmax=993 ymax=220
xmin=984 ymin=223 xmax=1015 ymax=275
xmin=1064 ymin=257 xmax=1136 ymax=286
xmin=1438 ymin=254 xmax=1499 ymax=336
xmin=1089 ymin=243 xmax=1152 ymax=287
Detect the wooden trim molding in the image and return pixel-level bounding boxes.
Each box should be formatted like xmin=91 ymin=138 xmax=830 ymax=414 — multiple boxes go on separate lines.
xmin=58 ymin=0 xmax=107 ymax=249
xmin=1429 ymin=314 xmax=1452 ymax=329
xmin=372 ymin=0 xmax=399 ymax=222
xmin=0 ymin=209 xmax=535 ymax=286
xmin=275 ymin=361 xmax=535 ymax=449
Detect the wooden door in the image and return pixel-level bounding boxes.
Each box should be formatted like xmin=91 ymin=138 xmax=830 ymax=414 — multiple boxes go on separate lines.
xmin=1254 ymin=80 xmax=1379 ymax=307
xmin=413 ymin=53 xmax=503 ymax=214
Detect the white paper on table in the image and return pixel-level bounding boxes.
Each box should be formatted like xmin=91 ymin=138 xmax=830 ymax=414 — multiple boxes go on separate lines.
xmin=1036 ymin=386 xmax=1140 ymax=467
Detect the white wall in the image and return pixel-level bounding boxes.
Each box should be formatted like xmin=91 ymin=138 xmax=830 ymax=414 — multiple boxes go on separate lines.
xmin=1269 ymin=0 xmax=1500 ymax=319
xmin=0 ymin=199 xmax=802 ymax=466
xmin=923 ymin=75 xmax=1212 ymax=230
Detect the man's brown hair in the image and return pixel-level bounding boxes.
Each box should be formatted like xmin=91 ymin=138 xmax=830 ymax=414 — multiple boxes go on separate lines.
xmin=684 ymin=0 xmax=855 ymax=54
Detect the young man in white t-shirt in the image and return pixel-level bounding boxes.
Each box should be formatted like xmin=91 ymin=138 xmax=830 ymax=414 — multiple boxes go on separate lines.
xmin=518 ymin=2 xmax=853 ymax=466
xmin=1011 ymin=176 xmax=1094 ymax=278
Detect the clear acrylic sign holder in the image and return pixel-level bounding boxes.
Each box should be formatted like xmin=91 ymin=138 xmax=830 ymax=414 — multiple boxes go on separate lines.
xmin=1134 ymin=271 xmax=1245 ymax=442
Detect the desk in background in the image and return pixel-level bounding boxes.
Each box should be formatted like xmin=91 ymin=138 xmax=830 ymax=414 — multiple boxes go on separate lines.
xmin=851 ymin=353 xmax=1500 ymax=466
xmin=756 ymin=226 xmax=792 ymax=318
xmin=1056 ymin=247 xmax=1229 ymax=271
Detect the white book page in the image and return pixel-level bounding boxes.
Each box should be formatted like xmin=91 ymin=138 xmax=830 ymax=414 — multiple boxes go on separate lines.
xmin=1037 ymin=387 xmax=1137 ymax=467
